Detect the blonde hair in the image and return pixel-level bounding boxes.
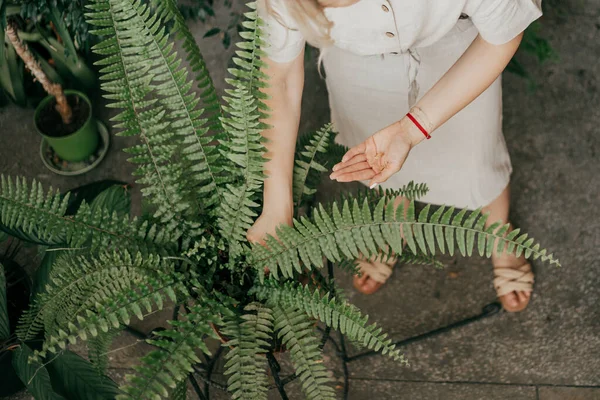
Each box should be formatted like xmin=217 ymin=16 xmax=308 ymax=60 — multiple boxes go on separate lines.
xmin=264 ymin=0 xmax=334 ymax=49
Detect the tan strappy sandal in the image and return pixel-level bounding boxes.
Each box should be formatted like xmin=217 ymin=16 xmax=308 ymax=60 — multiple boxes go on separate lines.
xmin=494 ymin=262 xmax=534 ymax=312
xmin=353 ymin=255 xmax=397 ymax=295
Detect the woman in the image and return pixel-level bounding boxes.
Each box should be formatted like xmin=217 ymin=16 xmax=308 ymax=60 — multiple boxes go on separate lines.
xmin=246 ymin=0 xmax=541 ymax=312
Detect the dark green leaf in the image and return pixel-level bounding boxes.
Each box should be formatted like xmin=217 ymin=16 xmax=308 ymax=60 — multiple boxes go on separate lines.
xmin=89 ymin=185 xmax=132 ymax=217
xmin=222 ymin=31 xmax=231 ymax=48
xmin=46 ymin=350 xmax=120 ymax=400
xmin=65 ymin=180 xmax=129 ymax=216
xmin=171 ymin=379 xmax=187 ymax=400
xmin=0 ymin=262 xmax=9 ymax=340
xmin=203 ymin=27 xmax=220 ymax=38
xmin=12 ymin=344 xmax=65 ymax=400
xmin=46 ymin=6 xmax=78 ymax=63
xmin=31 ymin=249 xmax=59 ymax=297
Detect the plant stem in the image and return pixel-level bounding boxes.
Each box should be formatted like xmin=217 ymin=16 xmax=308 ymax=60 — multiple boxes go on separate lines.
xmin=5 ymin=21 xmax=73 ymax=124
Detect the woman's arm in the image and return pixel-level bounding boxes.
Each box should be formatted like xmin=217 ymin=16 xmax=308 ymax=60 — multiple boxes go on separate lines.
xmin=246 ymin=50 xmax=305 ymax=244
xmin=330 ymin=33 xmax=524 ymax=187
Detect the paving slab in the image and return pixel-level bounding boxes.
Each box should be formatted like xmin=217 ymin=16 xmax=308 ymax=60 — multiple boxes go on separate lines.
xmin=346 ymin=380 xmax=537 ymax=400
xmin=538 ymin=386 xmax=600 ymax=400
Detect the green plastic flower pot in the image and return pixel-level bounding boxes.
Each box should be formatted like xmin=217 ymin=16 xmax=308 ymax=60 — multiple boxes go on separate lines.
xmin=34 ymin=90 xmax=98 ymax=162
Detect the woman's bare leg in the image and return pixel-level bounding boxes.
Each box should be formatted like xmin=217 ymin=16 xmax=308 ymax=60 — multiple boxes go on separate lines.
xmin=482 ymin=184 xmax=532 ymax=312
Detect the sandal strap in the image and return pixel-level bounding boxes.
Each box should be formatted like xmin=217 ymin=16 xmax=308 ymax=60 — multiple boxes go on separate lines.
xmin=494 ymin=263 xmax=534 ymax=297
xmin=356 ymin=257 xmax=396 ymax=284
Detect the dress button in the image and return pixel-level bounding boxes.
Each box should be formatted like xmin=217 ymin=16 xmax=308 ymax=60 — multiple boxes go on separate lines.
xmin=386 ymin=32 xmax=395 ymax=38
xmin=381 ymin=4 xmax=389 ymax=12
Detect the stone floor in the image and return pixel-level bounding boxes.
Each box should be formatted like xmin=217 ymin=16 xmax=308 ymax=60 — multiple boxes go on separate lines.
xmin=1 ymin=1 xmax=599 ymax=399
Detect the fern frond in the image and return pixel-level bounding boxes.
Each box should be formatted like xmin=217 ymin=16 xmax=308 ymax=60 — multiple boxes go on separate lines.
xmin=293 ymin=124 xmax=335 ymax=210
xmin=349 ymin=182 xmax=429 ymax=206
xmin=258 ymin=282 xmax=403 ymax=361
xmin=251 ymin=198 xmax=561 ymax=279
xmin=216 ymin=5 xmax=269 ymax=255
xmin=18 ymin=251 xmax=182 ymax=343
xmin=85 ymin=0 xmax=202 ymax=237
xmin=216 ymin=4 xmax=271 ymax=256
xmin=226 ymin=2 xmax=269 ymax=117
xmin=126 ymin=0 xmax=225 ymax=212
xmin=222 ymin=302 xmax=273 ymax=400
xmin=32 ymin=268 xmax=188 ymax=361
xmin=170 ymin=380 xmax=187 ymax=400
xmin=151 ymin=0 xmax=224 ymax=135
xmin=0 ymin=176 xmax=173 ymax=254
xmin=271 ymin=303 xmax=336 ymax=400
xmin=88 ymin=329 xmax=121 ymax=374
xmin=218 ymin=88 xmax=266 ymax=254
xmin=119 ymin=303 xmax=219 ymax=400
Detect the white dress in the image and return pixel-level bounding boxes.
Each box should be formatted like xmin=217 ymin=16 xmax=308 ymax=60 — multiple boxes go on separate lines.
xmin=259 ymin=0 xmax=543 ymax=210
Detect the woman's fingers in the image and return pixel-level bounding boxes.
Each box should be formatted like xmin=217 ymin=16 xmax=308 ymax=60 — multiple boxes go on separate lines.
xmin=341 ymin=142 xmax=367 ymax=163
xmin=333 ymin=153 xmax=367 ymax=172
xmin=333 ymin=154 xmax=367 ymax=171
xmin=330 ymin=161 xmax=371 ymax=180
xmin=335 ymin=169 xmax=377 ymax=183
xmin=368 ymin=163 xmax=400 ymax=188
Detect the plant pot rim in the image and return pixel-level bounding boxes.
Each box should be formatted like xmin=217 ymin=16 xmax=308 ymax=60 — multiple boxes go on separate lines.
xmin=39 ymin=119 xmax=110 ymax=176
xmin=34 ymin=89 xmax=92 ymax=141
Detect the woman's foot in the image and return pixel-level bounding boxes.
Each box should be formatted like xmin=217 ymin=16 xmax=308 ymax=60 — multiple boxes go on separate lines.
xmin=353 ymin=256 xmax=396 ymax=295
xmin=492 ymin=250 xmax=534 ymax=312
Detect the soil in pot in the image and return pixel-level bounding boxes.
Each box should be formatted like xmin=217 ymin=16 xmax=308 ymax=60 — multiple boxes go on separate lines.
xmin=36 ymin=94 xmax=90 ymax=137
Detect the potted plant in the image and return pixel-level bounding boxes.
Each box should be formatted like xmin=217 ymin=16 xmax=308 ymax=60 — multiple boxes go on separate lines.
xmin=1 ymin=1 xmax=97 ymax=105
xmin=0 ymin=222 xmax=120 ymax=399
xmin=0 ymin=1 xmax=560 ymax=399
xmin=4 ymin=19 xmax=106 ymax=173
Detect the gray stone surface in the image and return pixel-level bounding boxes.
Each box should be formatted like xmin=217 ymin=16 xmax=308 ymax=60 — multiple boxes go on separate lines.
xmin=538 ymin=386 xmax=600 ymax=400
xmin=1 ymin=1 xmax=599 ymax=400
xmin=347 ymin=380 xmax=537 ymax=400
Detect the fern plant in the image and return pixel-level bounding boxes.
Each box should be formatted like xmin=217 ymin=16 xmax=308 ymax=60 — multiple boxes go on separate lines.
xmin=0 ymin=1 xmax=560 ymax=399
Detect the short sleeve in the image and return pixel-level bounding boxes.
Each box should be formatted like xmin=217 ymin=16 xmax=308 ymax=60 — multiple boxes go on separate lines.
xmin=466 ymin=0 xmax=542 ymax=45
xmin=257 ymin=0 xmax=306 ymax=63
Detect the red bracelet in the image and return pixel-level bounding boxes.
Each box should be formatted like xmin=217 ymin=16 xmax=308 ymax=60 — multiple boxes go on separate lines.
xmin=406 ymin=113 xmax=431 ymax=140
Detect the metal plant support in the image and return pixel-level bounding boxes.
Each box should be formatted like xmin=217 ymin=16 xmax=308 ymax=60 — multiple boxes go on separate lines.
xmin=129 ymin=260 xmax=502 ymax=400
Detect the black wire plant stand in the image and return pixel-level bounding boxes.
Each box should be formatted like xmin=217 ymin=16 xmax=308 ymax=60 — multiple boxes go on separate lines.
xmin=127 ymin=260 xmax=502 ymax=400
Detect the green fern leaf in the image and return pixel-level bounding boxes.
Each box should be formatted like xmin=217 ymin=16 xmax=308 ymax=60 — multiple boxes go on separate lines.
xmin=251 ymin=198 xmax=561 ymax=279
xmin=19 ymin=251 xmax=185 ymax=350
xmin=293 ymin=124 xmax=336 ymax=210
xmin=85 ymin=0 xmax=204 ymax=236
xmin=222 ymin=302 xmax=273 ymax=400
xmin=88 ymin=329 xmax=121 ymax=375
xmin=119 ymin=303 xmax=219 ymax=400
xmin=170 ymin=379 xmax=187 ymax=400
xmin=151 ymin=0 xmax=225 ymax=136
xmin=271 ymin=303 xmax=336 ymax=400
xmin=0 ymin=176 xmax=174 ymax=255
xmin=258 ymin=282 xmax=404 ymax=362
xmin=216 ymin=4 xmax=270 ymax=255
xmin=125 ymin=0 xmax=225 ymax=212
xmin=218 ymin=87 xmax=266 ymax=253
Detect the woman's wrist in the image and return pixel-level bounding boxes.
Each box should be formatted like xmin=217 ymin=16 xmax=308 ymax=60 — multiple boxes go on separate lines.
xmin=398 ymin=106 xmax=434 ymax=147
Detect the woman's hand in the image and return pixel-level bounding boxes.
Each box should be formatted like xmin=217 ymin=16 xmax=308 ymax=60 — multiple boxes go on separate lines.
xmin=330 ymin=116 xmax=426 ymax=188
xmin=246 ymin=203 xmax=293 ymax=246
